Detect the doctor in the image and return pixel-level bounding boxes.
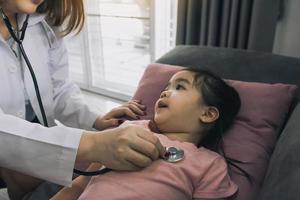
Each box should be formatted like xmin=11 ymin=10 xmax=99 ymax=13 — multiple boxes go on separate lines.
xmin=0 ymin=0 xmax=165 ymax=189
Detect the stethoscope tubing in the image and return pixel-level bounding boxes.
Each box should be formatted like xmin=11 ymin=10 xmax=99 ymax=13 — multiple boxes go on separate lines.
xmin=0 ymin=8 xmax=111 ymax=176
xmin=0 ymin=9 xmax=185 ymax=177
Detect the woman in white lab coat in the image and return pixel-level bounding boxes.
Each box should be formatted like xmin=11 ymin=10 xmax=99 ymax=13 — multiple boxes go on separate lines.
xmin=0 ymin=0 xmax=165 ymax=195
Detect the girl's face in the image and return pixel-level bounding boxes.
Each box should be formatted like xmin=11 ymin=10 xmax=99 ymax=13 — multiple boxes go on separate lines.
xmin=1 ymin=0 xmax=44 ymax=14
xmin=154 ymin=71 xmax=207 ymax=134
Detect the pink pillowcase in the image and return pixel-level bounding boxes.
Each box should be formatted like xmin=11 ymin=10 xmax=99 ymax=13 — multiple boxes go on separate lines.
xmin=132 ymin=63 xmax=298 ymax=200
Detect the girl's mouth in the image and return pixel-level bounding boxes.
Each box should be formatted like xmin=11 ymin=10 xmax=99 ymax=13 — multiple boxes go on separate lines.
xmin=157 ymin=100 xmax=168 ymax=108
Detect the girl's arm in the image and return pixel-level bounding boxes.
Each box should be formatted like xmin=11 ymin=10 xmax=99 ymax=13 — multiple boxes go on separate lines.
xmin=50 ymin=163 xmax=102 ymax=200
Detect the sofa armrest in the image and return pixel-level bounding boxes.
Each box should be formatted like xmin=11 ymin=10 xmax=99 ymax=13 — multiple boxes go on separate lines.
xmin=258 ymin=103 xmax=300 ymax=200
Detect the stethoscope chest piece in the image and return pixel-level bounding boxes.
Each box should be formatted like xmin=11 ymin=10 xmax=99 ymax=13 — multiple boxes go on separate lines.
xmin=164 ymin=146 xmax=185 ymax=163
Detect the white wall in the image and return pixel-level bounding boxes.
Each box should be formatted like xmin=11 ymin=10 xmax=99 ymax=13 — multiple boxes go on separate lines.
xmin=273 ymin=0 xmax=300 ymax=58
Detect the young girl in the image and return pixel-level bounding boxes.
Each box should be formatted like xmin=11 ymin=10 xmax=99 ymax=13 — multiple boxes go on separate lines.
xmin=53 ymin=68 xmax=241 ymax=200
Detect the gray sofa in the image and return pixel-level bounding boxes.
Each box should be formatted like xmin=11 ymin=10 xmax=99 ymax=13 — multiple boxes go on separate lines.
xmin=156 ymin=45 xmax=300 ymax=200
xmin=1 ymin=45 xmax=299 ymax=199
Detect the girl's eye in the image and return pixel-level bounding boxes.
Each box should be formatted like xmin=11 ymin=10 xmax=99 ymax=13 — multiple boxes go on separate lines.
xmin=161 ymin=86 xmax=169 ymax=93
xmin=176 ymin=84 xmax=185 ymax=90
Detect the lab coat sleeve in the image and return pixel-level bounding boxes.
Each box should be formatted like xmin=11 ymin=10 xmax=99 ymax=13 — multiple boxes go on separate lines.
xmin=48 ymin=36 xmax=101 ymax=130
xmin=0 ymin=109 xmax=83 ymax=186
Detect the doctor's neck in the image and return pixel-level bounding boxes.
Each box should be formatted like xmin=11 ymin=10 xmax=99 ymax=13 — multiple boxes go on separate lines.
xmin=0 ymin=6 xmax=17 ymax=24
xmin=1 ymin=2 xmax=19 ymax=15
xmin=0 ymin=7 xmax=17 ymax=40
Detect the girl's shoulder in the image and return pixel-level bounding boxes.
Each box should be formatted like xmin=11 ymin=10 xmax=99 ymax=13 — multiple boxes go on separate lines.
xmin=197 ymin=146 xmax=224 ymax=160
xmin=194 ymin=147 xmax=228 ymax=168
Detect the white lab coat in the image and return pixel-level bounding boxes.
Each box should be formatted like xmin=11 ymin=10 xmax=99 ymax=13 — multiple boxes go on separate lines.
xmin=0 ymin=14 xmax=100 ymax=186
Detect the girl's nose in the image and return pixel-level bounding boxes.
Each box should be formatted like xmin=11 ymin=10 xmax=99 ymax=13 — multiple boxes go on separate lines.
xmin=160 ymin=90 xmax=170 ymax=98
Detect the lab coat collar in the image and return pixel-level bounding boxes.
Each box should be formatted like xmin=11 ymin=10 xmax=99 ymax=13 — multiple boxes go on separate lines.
xmin=3 ymin=13 xmax=59 ymax=48
xmin=28 ymin=13 xmax=45 ymax=26
xmin=17 ymin=13 xmax=45 ymax=28
xmin=0 ymin=13 xmax=45 ymax=42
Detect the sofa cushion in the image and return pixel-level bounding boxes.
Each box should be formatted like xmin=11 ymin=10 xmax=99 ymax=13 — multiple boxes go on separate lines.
xmin=258 ymin=102 xmax=300 ymax=200
xmin=132 ymin=63 xmax=298 ymax=200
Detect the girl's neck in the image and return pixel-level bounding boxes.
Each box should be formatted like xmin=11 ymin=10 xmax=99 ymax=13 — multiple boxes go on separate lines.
xmin=149 ymin=120 xmax=204 ymax=145
xmin=163 ymin=132 xmax=204 ymax=146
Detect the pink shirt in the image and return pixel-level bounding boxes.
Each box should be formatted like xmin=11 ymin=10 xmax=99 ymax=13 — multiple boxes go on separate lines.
xmin=79 ymin=120 xmax=237 ymax=200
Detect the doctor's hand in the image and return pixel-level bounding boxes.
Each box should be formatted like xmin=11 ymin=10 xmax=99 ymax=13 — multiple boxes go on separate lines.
xmin=93 ymin=100 xmax=146 ymax=131
xmin=77 ymin=125 xmax=166 ymax=171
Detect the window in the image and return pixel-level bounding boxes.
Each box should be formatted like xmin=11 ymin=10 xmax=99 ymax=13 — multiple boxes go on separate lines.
xmin=65 ymin=0 xmax=177 ymax=101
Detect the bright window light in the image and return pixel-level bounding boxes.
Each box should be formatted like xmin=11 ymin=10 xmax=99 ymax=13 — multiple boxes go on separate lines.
xmin=65 ymin=0 xmax=177 ymax=101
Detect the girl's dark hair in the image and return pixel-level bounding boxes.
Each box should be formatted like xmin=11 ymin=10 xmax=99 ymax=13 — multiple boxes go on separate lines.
xmin=37 ymin=0 xmax=85 ymax=36
xmin=183 ymin=67 xmax=252 ymax=182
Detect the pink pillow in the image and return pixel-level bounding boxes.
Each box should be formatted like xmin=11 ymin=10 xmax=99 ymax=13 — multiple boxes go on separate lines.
xmin=132 ymin=63 xmax=298 ymax=200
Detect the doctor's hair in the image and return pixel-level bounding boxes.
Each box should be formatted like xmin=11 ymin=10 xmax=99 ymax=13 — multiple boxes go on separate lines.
xmin=37 ymin=0 xmax=85 ymax=36
xmin=182 ymin=67 xmax=252 ymax=182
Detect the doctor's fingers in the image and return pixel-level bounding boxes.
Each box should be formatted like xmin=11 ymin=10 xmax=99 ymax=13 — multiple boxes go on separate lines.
xmin=116 ymin=125 xmax=163 ymax=161
xmin=128 ymin=134 xmax=161 ymax=161
xmin=134 ymin=129 xmax=166 ymax=160
xmin=124 ymin=148 xmax=154 ymax=169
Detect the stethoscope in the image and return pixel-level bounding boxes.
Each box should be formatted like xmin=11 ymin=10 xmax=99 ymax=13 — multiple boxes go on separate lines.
xmin=0 ymin=9 xmax=185 ymax=176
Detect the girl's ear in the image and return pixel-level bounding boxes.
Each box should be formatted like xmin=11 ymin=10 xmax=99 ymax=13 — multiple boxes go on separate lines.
xmin=199 ymin=106 xmax=219 ymax=124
